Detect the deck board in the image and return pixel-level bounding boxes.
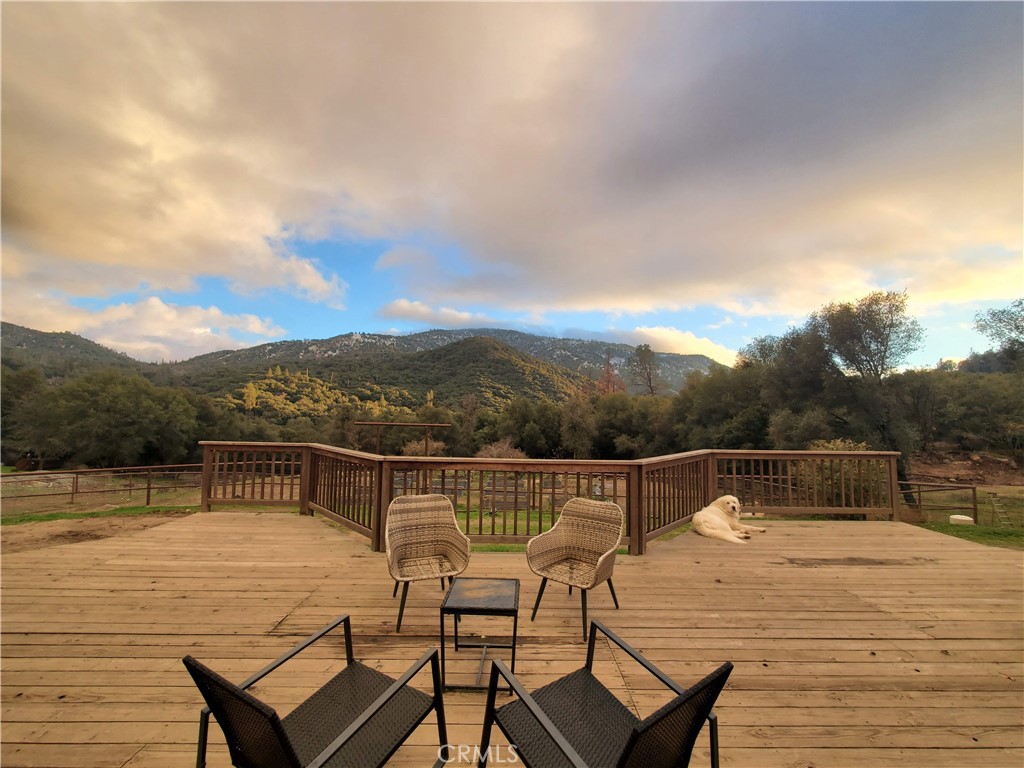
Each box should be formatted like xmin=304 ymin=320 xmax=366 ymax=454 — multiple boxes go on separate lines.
xmin=2 ymin=511 xmax=1021 ymax=767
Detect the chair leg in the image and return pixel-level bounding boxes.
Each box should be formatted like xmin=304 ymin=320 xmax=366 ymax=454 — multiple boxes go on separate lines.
xmin=478 ymin=669 xmax=499 ymax=768
xmin=580 ymin=589 xmax=588 ymax=640
xmin=429 ymin=652 xmax=449 ymax=768
xmin=530 ymin=577 xmax=548 ymax=621
xmin=392 ymin=580 xmax=399 ymax=598
xmin=396 ymin=582 xmax=410 ymax=632
xmin=440 ymin=578 xmax=446 ymax=591
xmin=607 ymin=578 xmax=619 ymax=609
xmin=709 ymin=711 xmax=720 ymax=768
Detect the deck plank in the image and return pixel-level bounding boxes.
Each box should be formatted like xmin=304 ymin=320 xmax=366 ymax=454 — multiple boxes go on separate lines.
xmin=2 ymin=512 xmax=1021 ymax=767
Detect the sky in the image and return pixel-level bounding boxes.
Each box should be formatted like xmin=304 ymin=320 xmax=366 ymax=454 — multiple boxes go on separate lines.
xmin=2 ymin=2 xmax=1021 ymax=368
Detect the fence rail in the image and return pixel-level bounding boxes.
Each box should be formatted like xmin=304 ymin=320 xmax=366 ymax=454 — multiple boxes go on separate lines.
xmin=899 ymin=481 xmax=979 ymax=523
xmin=1 ymin=464 xmax=202 ymax=517
xmin=200 ymin=442 xmax=901 ymax=554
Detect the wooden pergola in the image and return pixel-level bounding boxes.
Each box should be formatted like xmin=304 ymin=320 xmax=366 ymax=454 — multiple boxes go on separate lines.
xmin=353 ymin=421 xmax=451 ymax=455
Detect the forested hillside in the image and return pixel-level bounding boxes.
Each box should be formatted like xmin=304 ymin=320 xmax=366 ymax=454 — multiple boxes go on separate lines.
xmin=163 ymin=327 xmax=711 ymax=394
xmin=2 ymin=295 xmax=1021 ymax=472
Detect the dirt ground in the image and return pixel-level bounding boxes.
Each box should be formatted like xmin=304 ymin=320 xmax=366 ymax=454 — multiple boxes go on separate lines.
xmin=1 ymin=512 xmax=196 ymax=554
xmin=907 ymin=451 xmax=1022 ymax=486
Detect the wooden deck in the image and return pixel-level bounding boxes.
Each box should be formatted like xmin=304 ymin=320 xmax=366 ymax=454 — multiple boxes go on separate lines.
xmin=2 ymin=511 xmax=1021 ymax=767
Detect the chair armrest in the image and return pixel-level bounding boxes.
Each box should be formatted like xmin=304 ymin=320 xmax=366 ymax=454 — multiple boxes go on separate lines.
xmin=483 ymin=659 xmax=589 ymax=768
xmin=591 ymin=546 xmax=618 ymax=587
xmin=585 ymin=620 xmax=685 ymax=696
xmin=305 ymin=648 xmax=444 ymax=768
xmin=237 ymin=613 xmax=354 ymax=691
xmin=194 ymin=615 xmax=353 ymax=768
xmin=526 ymin=528 xmax=564 ymax=571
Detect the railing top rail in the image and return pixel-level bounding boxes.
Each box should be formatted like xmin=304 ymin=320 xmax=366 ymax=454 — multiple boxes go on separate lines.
xmin=202 ymin=441 xmax=641 ymax=469
xmin=636 ymin=450 xmax=714 ymax=467
xmin=382 ymin=456 xmax=635 ymax=470
xmin=201 ymin=441 xmax=900 ymax=468
xmin=706 ymin=449 xmax=901 ymax=458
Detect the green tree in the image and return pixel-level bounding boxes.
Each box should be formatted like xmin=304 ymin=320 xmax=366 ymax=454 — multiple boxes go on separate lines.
xmin=625 ymin=344 xmax=661 ymax=395
xmin=974 ymin=299 xmax=1024 ymax=349
xmin=241 ymin=381 xmax=259 ymax=412
xmin=672 ymin=365 xmax=770 ymax=450
xmin=808 ymin=290 xmax=924 ymax=383
xmin=967 ymin=299 xmax=1024 ymax=373
xmin=8 ymin=370 xmax=198 ymax=467
xmin=560 ymin=392 xmax=596 ymax=459
xmin=0 ymin=364 xmax=47 ymax=463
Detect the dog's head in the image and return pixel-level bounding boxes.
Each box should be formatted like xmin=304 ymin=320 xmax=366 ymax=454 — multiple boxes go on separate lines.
xmin=713 ymin=495 xmax=741 ymax=519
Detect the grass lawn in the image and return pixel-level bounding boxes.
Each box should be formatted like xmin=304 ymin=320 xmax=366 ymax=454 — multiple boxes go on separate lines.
xmin=0 ymin=505 xmax=198 ymax=526
xmin=915 ymin=521 xmax=1024 ymax=549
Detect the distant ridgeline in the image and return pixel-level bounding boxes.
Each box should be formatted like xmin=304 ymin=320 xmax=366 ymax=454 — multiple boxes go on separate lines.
xmin=0 ymin=323 xmax=715 ymax=410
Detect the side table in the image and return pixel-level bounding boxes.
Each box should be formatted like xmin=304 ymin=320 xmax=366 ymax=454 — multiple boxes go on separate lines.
xmin=439 ymin=577 xmax=519 ymax=691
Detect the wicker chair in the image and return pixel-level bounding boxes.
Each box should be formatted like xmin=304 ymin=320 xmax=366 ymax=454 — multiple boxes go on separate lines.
xmin=386 ymin=494 xmax=471 ymax=632
xmin=527 ymin=497 xmax=623 ymax=639
xmin=183 ymin=614 xmax=449 ymax=768
xmin=479 ymin=620 xmax=732 ymax=768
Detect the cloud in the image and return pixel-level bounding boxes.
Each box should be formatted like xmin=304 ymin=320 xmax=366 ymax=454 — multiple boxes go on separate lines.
xmin=379 ymin=299 xmax=495 ymax=329
xmin=1 ymin=291 xmax=284 ymax=362
xmin=612 ymin=326 xmax=738 ymax=367
xmin=1 ymin=1 xmax=1020 ymax=356
xmin=375 ymin=246 xmax=437 ymax=271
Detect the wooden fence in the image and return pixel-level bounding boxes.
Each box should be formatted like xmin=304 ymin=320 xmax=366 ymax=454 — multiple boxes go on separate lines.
xmin=200 ymin=442 xmax=900 ymax=555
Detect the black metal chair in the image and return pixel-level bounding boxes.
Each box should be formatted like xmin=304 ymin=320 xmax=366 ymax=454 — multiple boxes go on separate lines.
xmin=183 ymin=614 xmax=449 ymax=768
xmin=478 ymin=620 xmax=732 ymax=768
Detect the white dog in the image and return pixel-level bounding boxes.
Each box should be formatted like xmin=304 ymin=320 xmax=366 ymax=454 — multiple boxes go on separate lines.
xmin=692 ymin=495 xmax=766 ymax=544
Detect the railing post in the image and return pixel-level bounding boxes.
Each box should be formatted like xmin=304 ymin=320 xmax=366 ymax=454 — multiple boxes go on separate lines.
xmin=371 ymin=458 xmax=392 ymax=553
xmin=628 ymin=463 xmax=644 ymax=556
xmin=201 ymin=444 xmax=213 ymax=512
xmin=704 ymin=452 xmax=718 ymax=507
xmin=887 ymin=453 xmax=899 ymax=521
xmin=299 ymin=445 xmax=313 ymax=516
xmin=145 ymin=469 xmax=152 ymax=507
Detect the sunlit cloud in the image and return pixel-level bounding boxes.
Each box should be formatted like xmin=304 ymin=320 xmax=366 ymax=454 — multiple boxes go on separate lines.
xmin=0 ymin=292 xmax=284 ymax=362
xmin=616 ymin=326 xmax=738 ymax=367
xmin=380 ymin=299 xmax=495 ymax=328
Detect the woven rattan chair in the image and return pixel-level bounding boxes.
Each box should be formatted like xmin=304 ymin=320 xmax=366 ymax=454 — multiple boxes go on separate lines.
xmin=183 ymin=614 xmax=449 ymax=768
xmin=527 ymin=497 xmax=623 ymax=639
xmin=386 ymin=493 xmax=471 ymax=632
xmin=479 ymin=620 xmax=732 ymax=768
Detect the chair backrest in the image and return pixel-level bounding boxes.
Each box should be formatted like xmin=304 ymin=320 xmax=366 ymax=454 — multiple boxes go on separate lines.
xmin=618 ymin=661 xmax=733 ymax=768
xmin=384 ymin=494 xmax=464 ymax=565
xmin=555 ymin=498 xmax=624 ymax=562
xmin=183 ymin=655 xmax=302 ymax=768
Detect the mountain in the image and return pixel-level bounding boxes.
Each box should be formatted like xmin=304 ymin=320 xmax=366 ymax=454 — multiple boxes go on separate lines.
xmin=170 ymin=327 xmax=714 ymax=393
xmin=1 ymin=323 xmax=715 ymax=409
xmin=1 ymin=322 xmax=145 ymax=377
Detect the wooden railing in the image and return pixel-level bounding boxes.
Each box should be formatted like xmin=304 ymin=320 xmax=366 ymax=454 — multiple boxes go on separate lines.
xmin=200 ymin=442 xmax=901 ymax=555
